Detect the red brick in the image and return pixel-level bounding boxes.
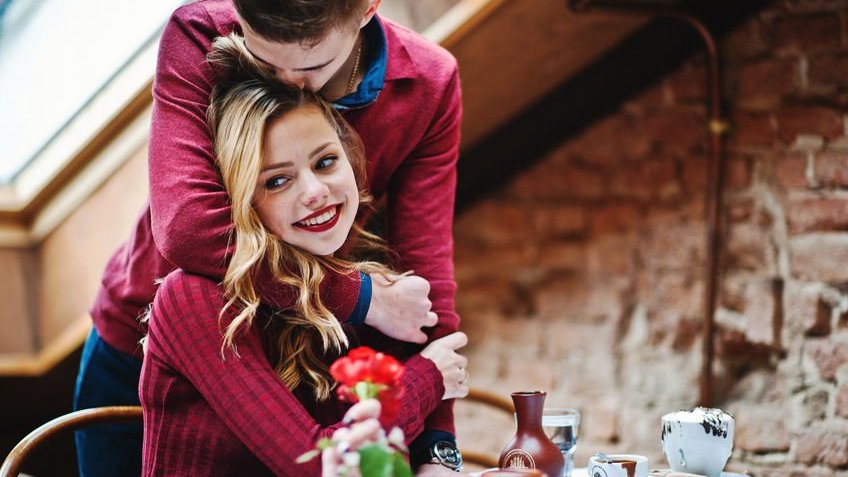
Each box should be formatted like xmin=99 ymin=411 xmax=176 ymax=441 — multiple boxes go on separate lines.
xmin=790 ymin=233 xmax=848 ymax=282
xmin=744 ymin=278 xmax=783 ymax=346
xmin=736 ymin=58 xmax=800 ymax=109
xmin=735 ymin=407 xmax=792 ymax=452
xmin=775 ymin=151 xmax=811 ymax=189
xmin=455 ymin=201 xmax=533 ymax=247
xmin=785 ymin=282 xmax=831 ymax=336
xmin=671 ymin=317 xmax=702 ymax=351
xmin=589 ymin=204 xmax=641 ymax=236
xmin=727 ymin=197 xmax=754 ymax=223
xmin=666 ymin=63 xmax=707 ymax=102
xmin=538 ymin=242 xmax=586 ymax=274
xmin=680 ymin=152 xmax=708 ymax=195
xmin=531 ymin=206 xmax=586 ymax=240
xmin=787 ymin=197 xmax=848 ymax=233
xmin=784 ymin=0 xmax=848 ymax=13
xmin=726 ymin=223 xmax=776 ymax=272
xmin=808 ymin=53 xmax=848 ymax=92
xmin=454 ymin=244 xmax=538 ymax=283
xmin=721 ymin=17 xmax=771 ymax=62
xmin=726 ymin=156 xmax=753 ymax=189
xmin=806 ymin=338 xmax=848 ymax=380
xmin=588 ymin=235 xmax=638 ymax=277
xmin=566 ymin=115 xmax=652 ymax=168
xmin=639 ymin=109 xmax=707 ymax=155
xmin=773 ymin=13 xmax=843 ymax=54
xmin=610 ymin=158 xmax=682 ymax=203
xmin=796 ymin=421 xmax=848 ymax=466
xmin=728 ymin=111 xmax=778 ymax=148
xmin=836 ymin=384 xmax=848 ymax=418
xmin=642 ymin=219 xmax=705 ymax=270
xmin=509 ymin=155 xmax=606 ymax=201
xmin=816 ymin=149 xmax=848 ymax=187
xmin=777 ymin=105 xmax=844 ymax=143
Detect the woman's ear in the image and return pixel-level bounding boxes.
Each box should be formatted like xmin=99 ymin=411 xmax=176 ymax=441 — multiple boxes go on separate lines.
xmin=360 ymin=0 xmax=381 ymax=28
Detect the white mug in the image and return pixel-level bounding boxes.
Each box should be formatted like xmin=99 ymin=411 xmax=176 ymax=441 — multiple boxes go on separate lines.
xmin=587 ymin=454 xmax=648 ymax=477
xmin=661 ymin=407 xmax=734 ymax=477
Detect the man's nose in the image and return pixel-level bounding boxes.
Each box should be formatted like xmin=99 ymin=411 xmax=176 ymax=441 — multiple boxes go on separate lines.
xmin=275 ymin=70 xmax=306 ymax=89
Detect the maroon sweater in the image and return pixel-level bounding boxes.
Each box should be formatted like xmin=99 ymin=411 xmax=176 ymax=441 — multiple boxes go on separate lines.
xmin=91 ymin=0 xmax=460 ymax=431
xmin=140 ymin=271 xmax=444 ymax=477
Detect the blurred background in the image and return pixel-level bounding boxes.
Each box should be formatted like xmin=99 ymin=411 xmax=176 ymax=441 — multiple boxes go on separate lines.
xmin=1 ymin=0 xmax=847 ymax=475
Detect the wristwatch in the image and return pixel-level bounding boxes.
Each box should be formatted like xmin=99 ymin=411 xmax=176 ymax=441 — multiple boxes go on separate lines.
xmin=427 ymin=440 xmax=463 ymax=471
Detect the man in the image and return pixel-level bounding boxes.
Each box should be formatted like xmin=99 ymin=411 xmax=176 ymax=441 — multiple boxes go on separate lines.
xmin=74 ymin=0 xmax=464 ymax=475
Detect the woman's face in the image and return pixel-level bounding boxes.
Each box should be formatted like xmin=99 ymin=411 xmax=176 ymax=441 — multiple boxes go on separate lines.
xmin=254 ymin=105 xmax=359 ymax=256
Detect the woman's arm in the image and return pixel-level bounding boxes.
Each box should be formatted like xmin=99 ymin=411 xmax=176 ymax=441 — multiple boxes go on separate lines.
xmin=146 ymin=270 xmax=444 ymax=476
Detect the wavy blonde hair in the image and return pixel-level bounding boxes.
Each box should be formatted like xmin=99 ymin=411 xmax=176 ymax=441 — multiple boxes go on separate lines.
xmin=207 ymin=34 xmax=392 ymax=400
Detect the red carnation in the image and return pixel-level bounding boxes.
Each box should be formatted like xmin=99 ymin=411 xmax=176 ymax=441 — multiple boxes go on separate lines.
xmin=330 ymin=346 xmax=405 ymax=426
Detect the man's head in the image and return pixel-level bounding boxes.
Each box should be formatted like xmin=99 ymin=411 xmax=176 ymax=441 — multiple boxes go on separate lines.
xmin=235 ymin=0 xmax=379 ymax=93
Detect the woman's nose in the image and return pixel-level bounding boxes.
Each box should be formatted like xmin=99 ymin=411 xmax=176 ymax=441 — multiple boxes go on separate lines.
xmin=299 ymin=172 xmax=328 ymax=206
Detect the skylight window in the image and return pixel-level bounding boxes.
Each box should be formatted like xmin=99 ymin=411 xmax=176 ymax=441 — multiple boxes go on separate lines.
xmin=0 ymin=0 xmax=185 ymax=185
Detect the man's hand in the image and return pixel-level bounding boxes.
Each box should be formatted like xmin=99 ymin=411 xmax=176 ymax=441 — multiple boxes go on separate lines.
xmin=415 ymin=463 xmax=470 ymax=476
xmin=364 ymin=273 xmax=438 ymax=343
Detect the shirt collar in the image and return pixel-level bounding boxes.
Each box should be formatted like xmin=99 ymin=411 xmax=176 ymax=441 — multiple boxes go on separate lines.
xmin=332 ymin=15 xmax=416 ymax=110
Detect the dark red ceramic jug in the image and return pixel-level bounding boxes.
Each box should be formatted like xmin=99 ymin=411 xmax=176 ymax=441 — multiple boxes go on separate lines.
xmin=498 ymin=391 xmax=564 ymax=477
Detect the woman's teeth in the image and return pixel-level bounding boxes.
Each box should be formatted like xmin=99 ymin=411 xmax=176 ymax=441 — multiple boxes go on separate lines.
xmin=299 ymin=207 xmax=337 ymax=226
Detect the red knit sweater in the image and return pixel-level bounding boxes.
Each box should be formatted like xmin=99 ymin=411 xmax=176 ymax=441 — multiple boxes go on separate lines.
xmin=90 ymin=0 xmax=460 ymax=432
xmin=140 ymin=270 xmax=445 ymax=477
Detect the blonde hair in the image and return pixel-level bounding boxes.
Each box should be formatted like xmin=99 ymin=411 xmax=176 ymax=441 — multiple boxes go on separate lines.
xmin=207 ymin=34 xmax=392 ymax=400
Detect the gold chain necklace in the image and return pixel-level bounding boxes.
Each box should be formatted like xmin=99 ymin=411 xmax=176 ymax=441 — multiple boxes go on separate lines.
xmin=345 ymin=36 xmax=363 ymax=95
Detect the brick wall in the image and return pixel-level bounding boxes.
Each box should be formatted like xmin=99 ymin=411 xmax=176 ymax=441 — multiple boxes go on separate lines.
xmin=453 ymin=2 xmax=848 ymax=475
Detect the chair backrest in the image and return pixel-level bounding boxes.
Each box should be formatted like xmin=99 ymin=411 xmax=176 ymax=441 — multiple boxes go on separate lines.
xmin=460 ymin=388 xmax=514 ymax=469
xmin=0 ymin=406 xmax=143 ymax=477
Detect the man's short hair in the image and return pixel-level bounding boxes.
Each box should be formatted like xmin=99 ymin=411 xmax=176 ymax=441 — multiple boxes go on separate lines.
xmin=234 ymin=0 xmax=367 ymax=44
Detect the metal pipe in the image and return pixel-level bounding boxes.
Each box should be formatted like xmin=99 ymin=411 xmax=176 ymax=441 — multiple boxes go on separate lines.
xmin=568 ymin=0 xmax=728 ymax=407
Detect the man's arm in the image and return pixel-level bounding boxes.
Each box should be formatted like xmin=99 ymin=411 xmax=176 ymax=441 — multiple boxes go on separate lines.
xmin=384 ymin=65 xmax=463 ymax=455
xmin=147 ymin=5 xmax=362 ymax=319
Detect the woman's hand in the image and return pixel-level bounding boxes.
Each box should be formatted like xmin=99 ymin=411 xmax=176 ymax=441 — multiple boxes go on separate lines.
xmin=420 ymin=332 xmax=469 ymax=400
xmin=321 ymin=400 xmax=382 ymax=477
xmin=364 ymin=273 xmax=438 ymax=344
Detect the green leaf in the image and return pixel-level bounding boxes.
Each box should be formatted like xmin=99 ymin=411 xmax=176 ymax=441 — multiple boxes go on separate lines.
xmin=390 ymin=452 xmax=414 ymax=477
xmin=359 ymin=444 xmax=392 ymax=477
xmin=354 ymin=381 xmax=379 ymax=401
xmin=295 ymin=449 xmax=321 ymax=464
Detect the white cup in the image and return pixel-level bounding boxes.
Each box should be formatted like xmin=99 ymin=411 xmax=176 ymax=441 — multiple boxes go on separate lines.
xmin=661 ymin=407 xmax=734 ymax=477
xmin=587 ymin=454 xmax=648 ymax=477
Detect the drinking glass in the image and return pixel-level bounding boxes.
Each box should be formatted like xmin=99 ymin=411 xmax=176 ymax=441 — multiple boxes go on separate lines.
xmin=542 ymin=407 xmax=580 ymax=477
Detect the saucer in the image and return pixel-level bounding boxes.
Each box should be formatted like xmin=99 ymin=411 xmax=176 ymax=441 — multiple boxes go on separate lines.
xmin=471 ymin=470 xmax=748 ymax=477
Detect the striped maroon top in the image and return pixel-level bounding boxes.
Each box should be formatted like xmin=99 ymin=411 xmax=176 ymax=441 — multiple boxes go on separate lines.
xmin=140 ymin=270 xmax=444 ymax=476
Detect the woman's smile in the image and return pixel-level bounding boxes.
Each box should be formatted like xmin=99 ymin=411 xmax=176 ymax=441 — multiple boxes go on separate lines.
xmin=294 ymin=204 xmax=342 ymax=232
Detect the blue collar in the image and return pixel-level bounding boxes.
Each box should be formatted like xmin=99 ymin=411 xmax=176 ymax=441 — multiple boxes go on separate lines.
xmin=332 ymin=16 xmax=387 ymax=110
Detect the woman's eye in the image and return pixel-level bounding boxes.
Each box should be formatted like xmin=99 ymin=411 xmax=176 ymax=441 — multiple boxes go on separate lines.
xmin=264 ymin=176 xmax=290 ymax=190
xmin=316 ymin=155 xmax=338 ymax=170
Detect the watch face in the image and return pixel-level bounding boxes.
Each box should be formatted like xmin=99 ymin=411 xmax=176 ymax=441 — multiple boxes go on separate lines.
xmin=433 ymin=441 xmax=462 ymax=469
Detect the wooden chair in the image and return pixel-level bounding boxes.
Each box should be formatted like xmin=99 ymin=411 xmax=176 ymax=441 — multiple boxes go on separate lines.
xmin=0 ymin=406 xmax=143 ymax=477
xmin=0 ymin=392 xmax=512 ymax=475
xmin=460 ymin=388 xmax=515 ymax=469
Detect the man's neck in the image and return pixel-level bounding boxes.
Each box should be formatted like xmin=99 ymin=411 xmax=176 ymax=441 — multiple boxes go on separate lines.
xmin=321 ymin=32 xmax=365 ymax=102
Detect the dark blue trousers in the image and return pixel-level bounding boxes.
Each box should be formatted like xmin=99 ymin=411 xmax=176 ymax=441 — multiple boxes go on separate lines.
xmin=73 ymin=328 xmax=143 ymax=477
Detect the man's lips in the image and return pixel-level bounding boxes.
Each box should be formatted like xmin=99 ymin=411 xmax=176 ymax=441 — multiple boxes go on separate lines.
xmin=294 ymin=204 xmax=341 ymax=232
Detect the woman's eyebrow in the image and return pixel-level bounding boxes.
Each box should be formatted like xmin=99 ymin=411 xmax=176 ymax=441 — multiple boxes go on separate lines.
xmin=309 ymin=142 xmax=335 ymax=159
xmin=261 ymin=161 xmax=294 ymax=173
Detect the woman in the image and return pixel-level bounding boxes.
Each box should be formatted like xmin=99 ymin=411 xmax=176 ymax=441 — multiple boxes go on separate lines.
xmin=139 ymin=35 xmax=467 ymax=477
